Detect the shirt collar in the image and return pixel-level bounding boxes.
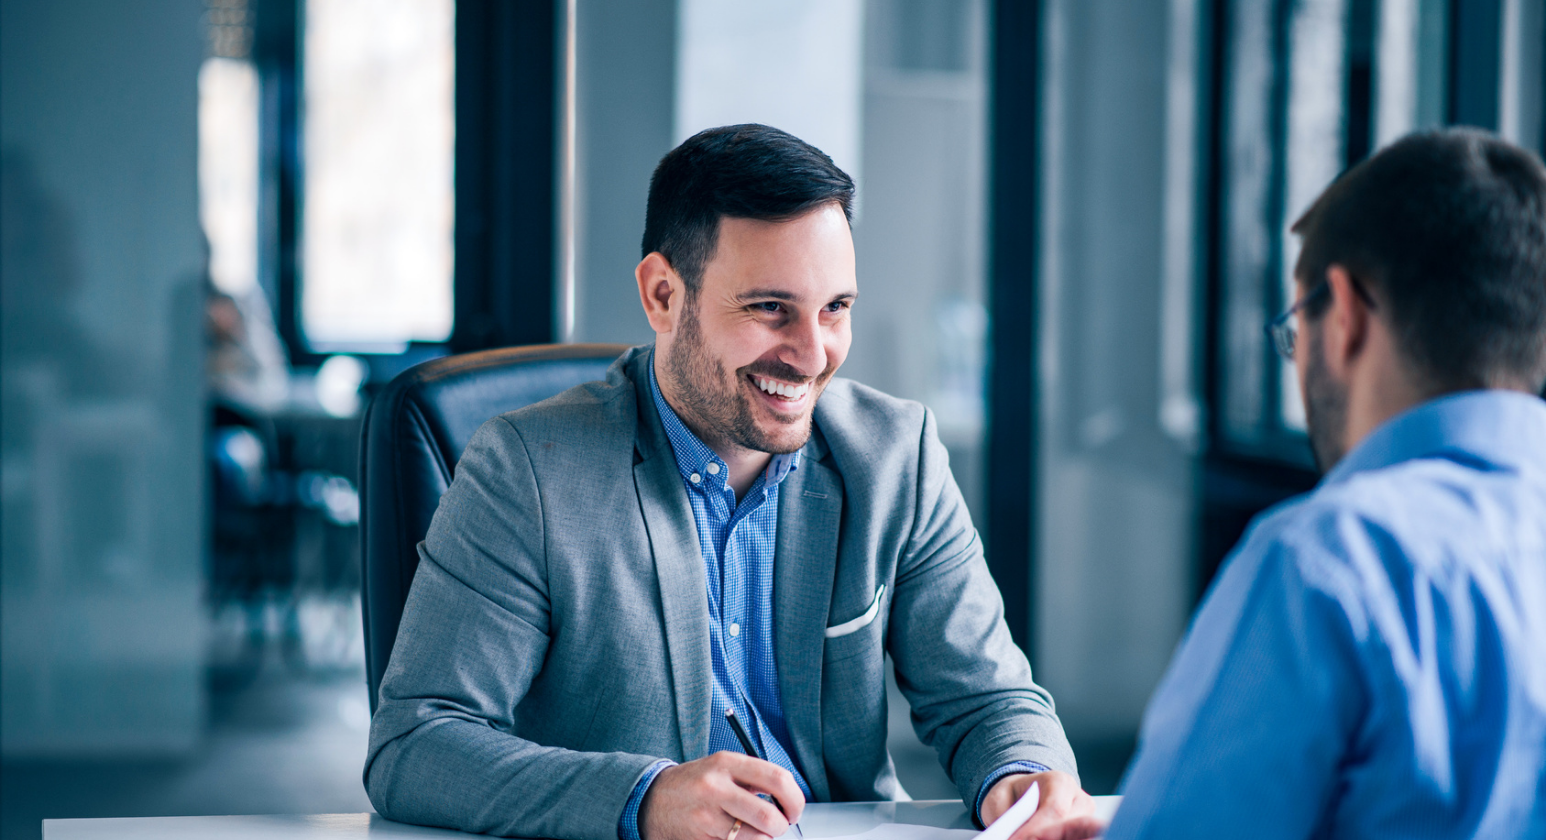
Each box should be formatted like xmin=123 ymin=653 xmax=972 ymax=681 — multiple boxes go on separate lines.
xmin=1322 ymin=389 xmax=1546 ymax=486
xmin=647 ymin=351 xmax=802 ymax=492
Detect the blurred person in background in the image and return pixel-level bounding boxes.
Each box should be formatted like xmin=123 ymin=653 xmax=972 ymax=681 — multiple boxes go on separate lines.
xmin=1106 ymin=128 xmax=1546 ymax=838
xmin=205 ymin=274 xmax=289 ymax=414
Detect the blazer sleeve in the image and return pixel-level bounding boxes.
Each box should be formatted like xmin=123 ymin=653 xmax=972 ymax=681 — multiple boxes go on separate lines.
xmin=886 ymin=408 xmax=1078 ymax=807
xmin=363 ymin=415 xmax=661 ymax=840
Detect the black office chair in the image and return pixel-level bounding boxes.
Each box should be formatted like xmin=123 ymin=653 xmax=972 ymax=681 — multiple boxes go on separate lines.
xmin=359 ymin=343 xmax=631 ymax=712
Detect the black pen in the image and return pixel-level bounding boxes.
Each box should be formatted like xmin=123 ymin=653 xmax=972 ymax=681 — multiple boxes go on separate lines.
xmin=724 ymin=708 xmax=804 ymax=839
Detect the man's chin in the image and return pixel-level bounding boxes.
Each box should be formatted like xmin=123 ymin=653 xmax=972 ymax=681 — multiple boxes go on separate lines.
xmin=737 ymin=413 xmax=814 ymax=455
xmin=737 ymin=380 xmax=826 ymax=454
xmin=753 ymin=425 xmax=813 ymax=455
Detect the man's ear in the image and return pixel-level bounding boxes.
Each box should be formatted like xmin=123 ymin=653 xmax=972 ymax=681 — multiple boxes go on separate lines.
xmin=636 ymin=252 xmax=682 ymax=334
xmin=1321 ymin=264 xmax=1370 ymax=376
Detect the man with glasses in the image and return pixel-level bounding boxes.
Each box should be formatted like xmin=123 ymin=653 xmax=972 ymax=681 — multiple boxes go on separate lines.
xmin=1104 ymin=128 xmax=1546 ymax=838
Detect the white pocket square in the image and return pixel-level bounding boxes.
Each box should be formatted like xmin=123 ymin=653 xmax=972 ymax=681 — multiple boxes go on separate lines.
xmin=825 ymin=584 xmax=885 ymax=639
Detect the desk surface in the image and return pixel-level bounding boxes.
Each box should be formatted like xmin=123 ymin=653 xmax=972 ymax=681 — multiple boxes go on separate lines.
xmin=44 ymin=798 xmax=1122 ymax=839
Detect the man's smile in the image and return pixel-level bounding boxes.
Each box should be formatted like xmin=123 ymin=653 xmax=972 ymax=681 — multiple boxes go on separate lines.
xmin=748 ymin=373 xmax=813 ymax=412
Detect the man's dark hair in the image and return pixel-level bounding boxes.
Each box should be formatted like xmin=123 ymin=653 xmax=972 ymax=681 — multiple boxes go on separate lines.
xmin=1292 ymin=127 xmax=1546 ymax=393
xmin=642 ymin=124 xmax=855 ymax=291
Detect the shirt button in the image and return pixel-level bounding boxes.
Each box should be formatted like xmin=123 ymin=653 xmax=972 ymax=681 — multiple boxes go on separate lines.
xmin=707 ymin=463 xmax=721 ymax=475
xmin=729 ymin=622 xmax=740 ymax=637
xmin=690 ymin=473 xmax=702 ymax=484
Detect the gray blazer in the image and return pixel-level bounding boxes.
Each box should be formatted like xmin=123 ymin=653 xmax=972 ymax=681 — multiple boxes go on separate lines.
xmin=365 ymin=347 xmax=1075 ymax=839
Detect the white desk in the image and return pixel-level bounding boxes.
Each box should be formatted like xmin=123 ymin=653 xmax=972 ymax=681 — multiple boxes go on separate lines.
xmin=44 ymin=798 xmax=1122 ymax=838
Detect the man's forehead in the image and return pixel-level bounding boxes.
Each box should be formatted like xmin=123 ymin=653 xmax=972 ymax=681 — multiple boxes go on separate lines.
xmin=700 ymin=209 xmax=856 ymax=298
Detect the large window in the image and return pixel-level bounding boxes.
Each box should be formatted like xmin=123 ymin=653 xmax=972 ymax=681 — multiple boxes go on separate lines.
xmin=301 ymin=0 xmax=455 ymax=350
xmin=1214 ymin=0 xmax=1449 ymax=464
xmin=200 ymin=56 xmax=261 ymax=297
xmin=1199 ymin=0 xmax=1545 ymax=597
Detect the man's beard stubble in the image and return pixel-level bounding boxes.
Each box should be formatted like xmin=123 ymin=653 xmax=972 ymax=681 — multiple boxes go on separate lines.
xmin=1303 ymin=328 xmax=1348 ymax=473
xmin=664 ymin=295 xmax=822 ymax=456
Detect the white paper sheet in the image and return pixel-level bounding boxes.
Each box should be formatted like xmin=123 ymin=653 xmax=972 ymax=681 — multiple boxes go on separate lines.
xmin=799 ymin=782 xmax=1039 ymax=840
xmin=798 ymin=824 xmax=977 ymax=840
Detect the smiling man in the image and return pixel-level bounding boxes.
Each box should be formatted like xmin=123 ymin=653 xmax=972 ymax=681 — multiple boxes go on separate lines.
xmin=365 ymin=125 xmax=1091 ymax=840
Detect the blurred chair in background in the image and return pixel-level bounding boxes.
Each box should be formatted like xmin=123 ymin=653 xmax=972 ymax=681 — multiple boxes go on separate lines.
xmin=206 ymin=276 xmax=369 ymax=682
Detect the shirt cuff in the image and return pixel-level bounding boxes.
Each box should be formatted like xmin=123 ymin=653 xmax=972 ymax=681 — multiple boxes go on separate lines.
xmin=974 ymin=761 xmax=1048 ymax=827
xmin=620 ymin=759 xmax=676 ymax=840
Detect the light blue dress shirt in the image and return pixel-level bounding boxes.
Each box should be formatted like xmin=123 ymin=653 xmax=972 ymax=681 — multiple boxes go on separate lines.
xmin=1109 ymin=391 xmax=1546 ymax=839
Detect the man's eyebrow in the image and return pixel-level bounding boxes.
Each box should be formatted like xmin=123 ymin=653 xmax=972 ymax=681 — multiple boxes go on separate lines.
xmin=735 ymin=289 xmax=799 ymax=302
xmin=734 ymin=289 xmax=859 ymax=303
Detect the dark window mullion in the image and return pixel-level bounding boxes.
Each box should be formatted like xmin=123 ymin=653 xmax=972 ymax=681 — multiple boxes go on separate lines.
xmin=1449 ymin=0 xmax=1503 ymax=129
xmin=985 ymin=0 xmax=1040 ymax=659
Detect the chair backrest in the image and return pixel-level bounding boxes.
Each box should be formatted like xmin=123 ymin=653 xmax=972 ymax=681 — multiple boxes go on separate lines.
xmin=359 ymin=343 xmax=631 ymax=711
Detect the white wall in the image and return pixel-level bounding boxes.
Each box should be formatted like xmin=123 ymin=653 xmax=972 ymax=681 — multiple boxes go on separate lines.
xmin=1 ymin=0 xmax=207 ymax=756
xmin=675 ymin=0 xmax=865 ymax=187
xmin=847 ymin=0 xmax=991 ymax=516
xmin=570 ymin=0 xmax=678 ymax=345
xmin=1034 ymin=0 xmax=1202 ymax=742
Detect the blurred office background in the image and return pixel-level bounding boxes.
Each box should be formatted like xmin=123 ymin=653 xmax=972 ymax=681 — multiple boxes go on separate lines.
xmin=1 ymin=0 xmax=1541 ymax=836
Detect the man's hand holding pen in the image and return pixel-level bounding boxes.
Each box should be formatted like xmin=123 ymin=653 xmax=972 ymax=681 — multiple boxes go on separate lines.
xmin=638 ymin=752 xmax=806 ymax=840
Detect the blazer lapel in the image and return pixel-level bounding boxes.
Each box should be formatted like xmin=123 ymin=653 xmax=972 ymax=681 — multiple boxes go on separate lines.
xmin=774 ymin=440 xmax=842 ymax=802
xmin=630 ymin=353 xmax=712 ymax=762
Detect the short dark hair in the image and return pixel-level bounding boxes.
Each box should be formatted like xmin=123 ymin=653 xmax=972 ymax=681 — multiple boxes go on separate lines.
xmin=642 ymin=124 xmax=856 ymax=291
xmin=1292 ymin=128 xmax=1546 ymax=392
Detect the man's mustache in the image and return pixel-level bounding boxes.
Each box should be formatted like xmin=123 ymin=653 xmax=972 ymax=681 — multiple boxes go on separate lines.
xmin=740 ymin=360 xmax=825 ymax=384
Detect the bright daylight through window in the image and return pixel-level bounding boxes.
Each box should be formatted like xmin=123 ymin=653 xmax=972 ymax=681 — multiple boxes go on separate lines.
xmin=200 ymin=57 xmax=260 ymax=296
xmin=302 ymin=0 xmax=454 ymax=349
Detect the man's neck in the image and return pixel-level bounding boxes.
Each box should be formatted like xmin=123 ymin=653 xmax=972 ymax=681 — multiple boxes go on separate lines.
xmin=1341 ymin=333 xmax=1428 ymax=456
xmin=716 ymin=447 xmax=773 ymax=499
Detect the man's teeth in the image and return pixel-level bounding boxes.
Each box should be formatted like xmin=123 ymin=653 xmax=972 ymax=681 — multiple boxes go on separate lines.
xmin=754 ymin=377 xmax=811 ymax=400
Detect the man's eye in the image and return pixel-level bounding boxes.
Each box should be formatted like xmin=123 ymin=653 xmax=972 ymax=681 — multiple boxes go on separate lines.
xmin=756 ymin=302 xmax=783 ymax=314
xmin=825 ymin=300 xmax=849 ymax=313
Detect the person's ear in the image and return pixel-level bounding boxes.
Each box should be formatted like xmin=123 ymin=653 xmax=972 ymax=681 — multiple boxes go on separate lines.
xmin=1321 ymin=264 xmax=1370 ymax=376
xmin=636 ymin=252 xmax=683 ymax=335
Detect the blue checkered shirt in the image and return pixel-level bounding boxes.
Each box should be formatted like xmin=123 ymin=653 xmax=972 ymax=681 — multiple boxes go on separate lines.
xmin=620 ymin=360 xmax=1044 ymax=838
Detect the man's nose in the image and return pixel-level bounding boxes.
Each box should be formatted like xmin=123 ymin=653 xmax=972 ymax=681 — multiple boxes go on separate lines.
xmin=780 ymin=312 xmax=827 ymax=378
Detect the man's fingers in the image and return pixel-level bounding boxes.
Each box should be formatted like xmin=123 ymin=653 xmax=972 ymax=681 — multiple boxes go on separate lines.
xmin=723 ymin=754 xmax=806 ymax=823
xmin=644 ymin=753 xmax=804 ymax=840
xmin=718 ymin=786 xmax=789 ymax=839
xmin=1013 ymin=810 xmax=1106 ymax=840
xmin=1031 ymin=816 xmax=1107 ymax=840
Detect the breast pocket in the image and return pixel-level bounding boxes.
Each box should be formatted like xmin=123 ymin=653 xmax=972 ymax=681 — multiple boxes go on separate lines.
xmin=826 ymin=584 xmax=885 ymax=638
xmin=823 ymin=584 xmax=886 ymax=666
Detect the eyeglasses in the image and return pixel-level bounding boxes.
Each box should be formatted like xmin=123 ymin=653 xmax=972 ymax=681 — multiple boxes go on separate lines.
xmin=1265 ymin=275 xmax=1375 ymax=361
